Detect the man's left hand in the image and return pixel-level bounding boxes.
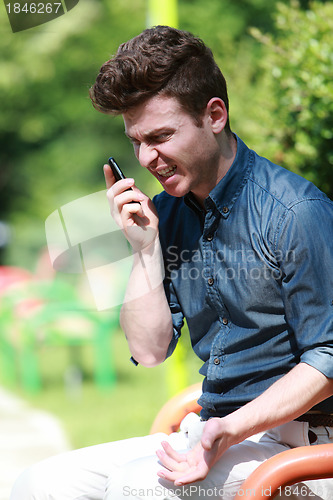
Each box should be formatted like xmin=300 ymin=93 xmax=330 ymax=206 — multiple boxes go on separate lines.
xmin=156 ymin=418 xmax=230 ymax=486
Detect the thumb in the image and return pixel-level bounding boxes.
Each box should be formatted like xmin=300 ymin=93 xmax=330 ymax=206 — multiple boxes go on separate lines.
xmin=201 ymin=418 xmax=222 ymax=450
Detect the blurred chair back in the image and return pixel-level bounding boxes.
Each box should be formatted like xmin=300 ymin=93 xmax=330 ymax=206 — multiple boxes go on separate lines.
xmin=0 ymin=266 xmax=118 ymax=392
xmin=150 ymin=383 xmax=202 ymax=434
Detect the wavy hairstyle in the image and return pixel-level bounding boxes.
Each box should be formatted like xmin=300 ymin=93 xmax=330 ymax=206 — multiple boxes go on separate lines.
xmin=90 ymin=26 xmax=230 ymax=130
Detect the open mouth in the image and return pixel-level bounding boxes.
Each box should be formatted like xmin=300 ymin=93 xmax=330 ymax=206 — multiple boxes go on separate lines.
xmin=157 ymin=165 xmax=176 ymax=178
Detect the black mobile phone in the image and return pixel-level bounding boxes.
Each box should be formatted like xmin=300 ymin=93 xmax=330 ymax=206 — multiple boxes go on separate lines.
xmin=108 ymin=157 xmax=126 ymax=181
xmin=108 ymin=157 xmax=139 ymax=204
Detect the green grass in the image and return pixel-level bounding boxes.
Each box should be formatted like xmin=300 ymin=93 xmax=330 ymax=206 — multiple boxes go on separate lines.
xmin=2 ymin=327 xmax=202 ymax=449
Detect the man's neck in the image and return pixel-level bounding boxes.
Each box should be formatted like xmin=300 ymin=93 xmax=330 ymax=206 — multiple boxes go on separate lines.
xmin=191 ymin=131 xmax=237 ymax=207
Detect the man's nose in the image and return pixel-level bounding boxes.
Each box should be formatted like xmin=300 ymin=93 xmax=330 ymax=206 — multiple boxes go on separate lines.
xmin=138 ymin=143 xmax=158 ymax=169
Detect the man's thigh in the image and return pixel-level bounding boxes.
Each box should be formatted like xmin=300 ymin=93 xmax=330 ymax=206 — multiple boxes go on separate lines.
xmin=105 ymin=433 xmax=288 ymax=499
xmin=10 ymin=433 xmax=171 ymax=500
xmin=105 ymin=422 xmax=333 ymax=500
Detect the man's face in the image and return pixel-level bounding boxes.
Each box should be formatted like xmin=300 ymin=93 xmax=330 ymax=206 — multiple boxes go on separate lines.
xmin=123 ymin=95 xmax=223 ymax=203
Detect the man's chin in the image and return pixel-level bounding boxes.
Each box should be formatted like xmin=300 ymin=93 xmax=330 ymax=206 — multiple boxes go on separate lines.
xmin=158 ymin=180 xmax=189 ymax=198
xmin=162 ymin=185 xmax=188 ymax=198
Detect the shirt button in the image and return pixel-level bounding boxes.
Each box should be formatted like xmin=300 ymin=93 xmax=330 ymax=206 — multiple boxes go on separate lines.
xmin=213 ymin=358 xmax=220 ymax=365
xmin=208 ymin=277 xmax=214 ymax=286
xmin=206 ymin=234 xmax=213 ymax=241
xmin=222 ymin=317 xmax=228 ymax=325
xmin=222 ymin=206 xmax=229 ymax=214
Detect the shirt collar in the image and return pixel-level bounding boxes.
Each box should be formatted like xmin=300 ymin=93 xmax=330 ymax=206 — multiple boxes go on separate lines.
xmin=185 ymin=134 xmax=252 ymax=218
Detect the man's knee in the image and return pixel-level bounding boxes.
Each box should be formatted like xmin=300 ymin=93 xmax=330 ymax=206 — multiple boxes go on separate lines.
xmin=105 ymin=454 xmax=167 ymax=500
xmin=10 ymin=463 xmax=52 ymax=500
xmin=10 ymin=456 xmax=79 ymax=500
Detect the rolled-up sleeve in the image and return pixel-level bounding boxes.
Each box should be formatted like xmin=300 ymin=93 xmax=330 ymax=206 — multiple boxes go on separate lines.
xmin=163 ymin=277 xmax=184 ymax=358
xmin=276 ymin=198 xmax=333 ymax=378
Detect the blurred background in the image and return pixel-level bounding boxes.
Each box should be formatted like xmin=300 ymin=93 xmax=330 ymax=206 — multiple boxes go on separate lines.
xmin=0 ymin=0 xmax=332 ymax=489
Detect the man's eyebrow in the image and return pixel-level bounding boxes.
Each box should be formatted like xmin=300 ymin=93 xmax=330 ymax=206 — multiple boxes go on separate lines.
xmin=124 ymin=128 xmax=174 ymax=142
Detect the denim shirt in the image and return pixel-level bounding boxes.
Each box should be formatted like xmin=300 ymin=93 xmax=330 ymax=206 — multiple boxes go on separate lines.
xmin=153 ymin=135 xmax=333 ymax=420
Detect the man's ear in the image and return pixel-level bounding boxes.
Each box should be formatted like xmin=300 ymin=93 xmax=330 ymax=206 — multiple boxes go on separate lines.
xmin=206 ymin=98 xmax=228 ymax=133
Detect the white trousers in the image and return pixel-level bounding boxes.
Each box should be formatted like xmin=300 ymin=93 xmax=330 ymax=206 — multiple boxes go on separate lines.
xmin=10 ymin=415 xmax=333 ymax=500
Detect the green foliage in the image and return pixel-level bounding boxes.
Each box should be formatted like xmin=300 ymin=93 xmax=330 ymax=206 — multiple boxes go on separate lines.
xmin=179 ymin=0 xmax=286 ymax=140
xmin=0 ymin=0 xmax=148 ymax=267
xmin=250 ymin=1 xmax=333 ymax=197
xmin=0 ymin=0 xmax=286 ymax=269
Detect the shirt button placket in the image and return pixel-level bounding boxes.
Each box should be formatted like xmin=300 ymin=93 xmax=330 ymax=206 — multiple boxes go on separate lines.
xmin=203 ymin=225 xmax=215 ymax=289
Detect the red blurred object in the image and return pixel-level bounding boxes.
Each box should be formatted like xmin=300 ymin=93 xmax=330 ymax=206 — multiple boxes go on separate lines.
xmin=0 ymin=266 xmax=42 ymax=316
xmin=0 ymin=266 xmax=33 ymax=294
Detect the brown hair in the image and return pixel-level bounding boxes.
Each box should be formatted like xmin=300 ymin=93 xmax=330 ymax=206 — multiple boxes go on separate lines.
xmin=90 ymin=25 xmax=230 ymax=130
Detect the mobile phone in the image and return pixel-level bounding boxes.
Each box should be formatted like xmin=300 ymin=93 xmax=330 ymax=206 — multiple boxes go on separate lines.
xmin=108 ymin=157 xmax=126 ymax=181
xmin=108 ymin=156 xmax=139 ymax=204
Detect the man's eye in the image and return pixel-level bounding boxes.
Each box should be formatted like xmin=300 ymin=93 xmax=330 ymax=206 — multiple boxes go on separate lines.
xmin=154 ymin=133 xmax=171 ymax=143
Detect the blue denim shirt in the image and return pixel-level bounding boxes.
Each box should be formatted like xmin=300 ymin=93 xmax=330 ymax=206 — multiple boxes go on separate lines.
xmin=153 ymin=135 xmax=333 ymax=420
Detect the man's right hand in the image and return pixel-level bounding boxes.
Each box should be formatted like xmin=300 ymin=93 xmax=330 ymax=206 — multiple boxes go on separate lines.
xmin=104 ymin=163 xmax=159 ymax=252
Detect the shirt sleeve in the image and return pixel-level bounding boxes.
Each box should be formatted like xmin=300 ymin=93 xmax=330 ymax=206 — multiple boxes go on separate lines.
xmin=163 ymin=276 xmax=184 ymax=358
xmin=152 ymin=192 xmax=185 ymax=359
xmin=275 ymin=197 xmax=333 ymax=378
xmin=128 ymin=248 xmax=184 ymax=366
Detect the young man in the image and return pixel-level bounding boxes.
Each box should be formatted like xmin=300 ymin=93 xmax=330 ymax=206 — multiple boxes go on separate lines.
xmin=11 ymin=25 xmax=333 ymax=500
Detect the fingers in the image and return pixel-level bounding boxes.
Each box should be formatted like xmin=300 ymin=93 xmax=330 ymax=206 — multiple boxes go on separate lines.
xmin=104 ymin=162 xmax=139 ymax=195
xmin=157 ymin=460 xmax=209 ymax=486
xmin=155 ymin=420 xmax=228 ymax=487
xmin=103 ymin=163 xmax=114 ymax=189
xmin=173 ymin=467 xmax=209 ymax=487
xmin=156 ymin=442 xmax=208 ymax=486
xmin=108 ymin=188 xmax=146 ymax=228
xmin=106 ymin=173 xmax=144 ymax=202
xmin=103 ymin=163 xmax=159 ymax=251
xmin=160 ymin=441 xmax=187 ymax=462
xmin=104 ymin=161 xmax=133 ymax=196
xmin=156 ymin=442 xmax=187 ymax=472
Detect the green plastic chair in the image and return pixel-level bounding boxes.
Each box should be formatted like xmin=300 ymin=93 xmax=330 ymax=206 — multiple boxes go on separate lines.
xmin=0 ymin=273 xmax=118 ymax=392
